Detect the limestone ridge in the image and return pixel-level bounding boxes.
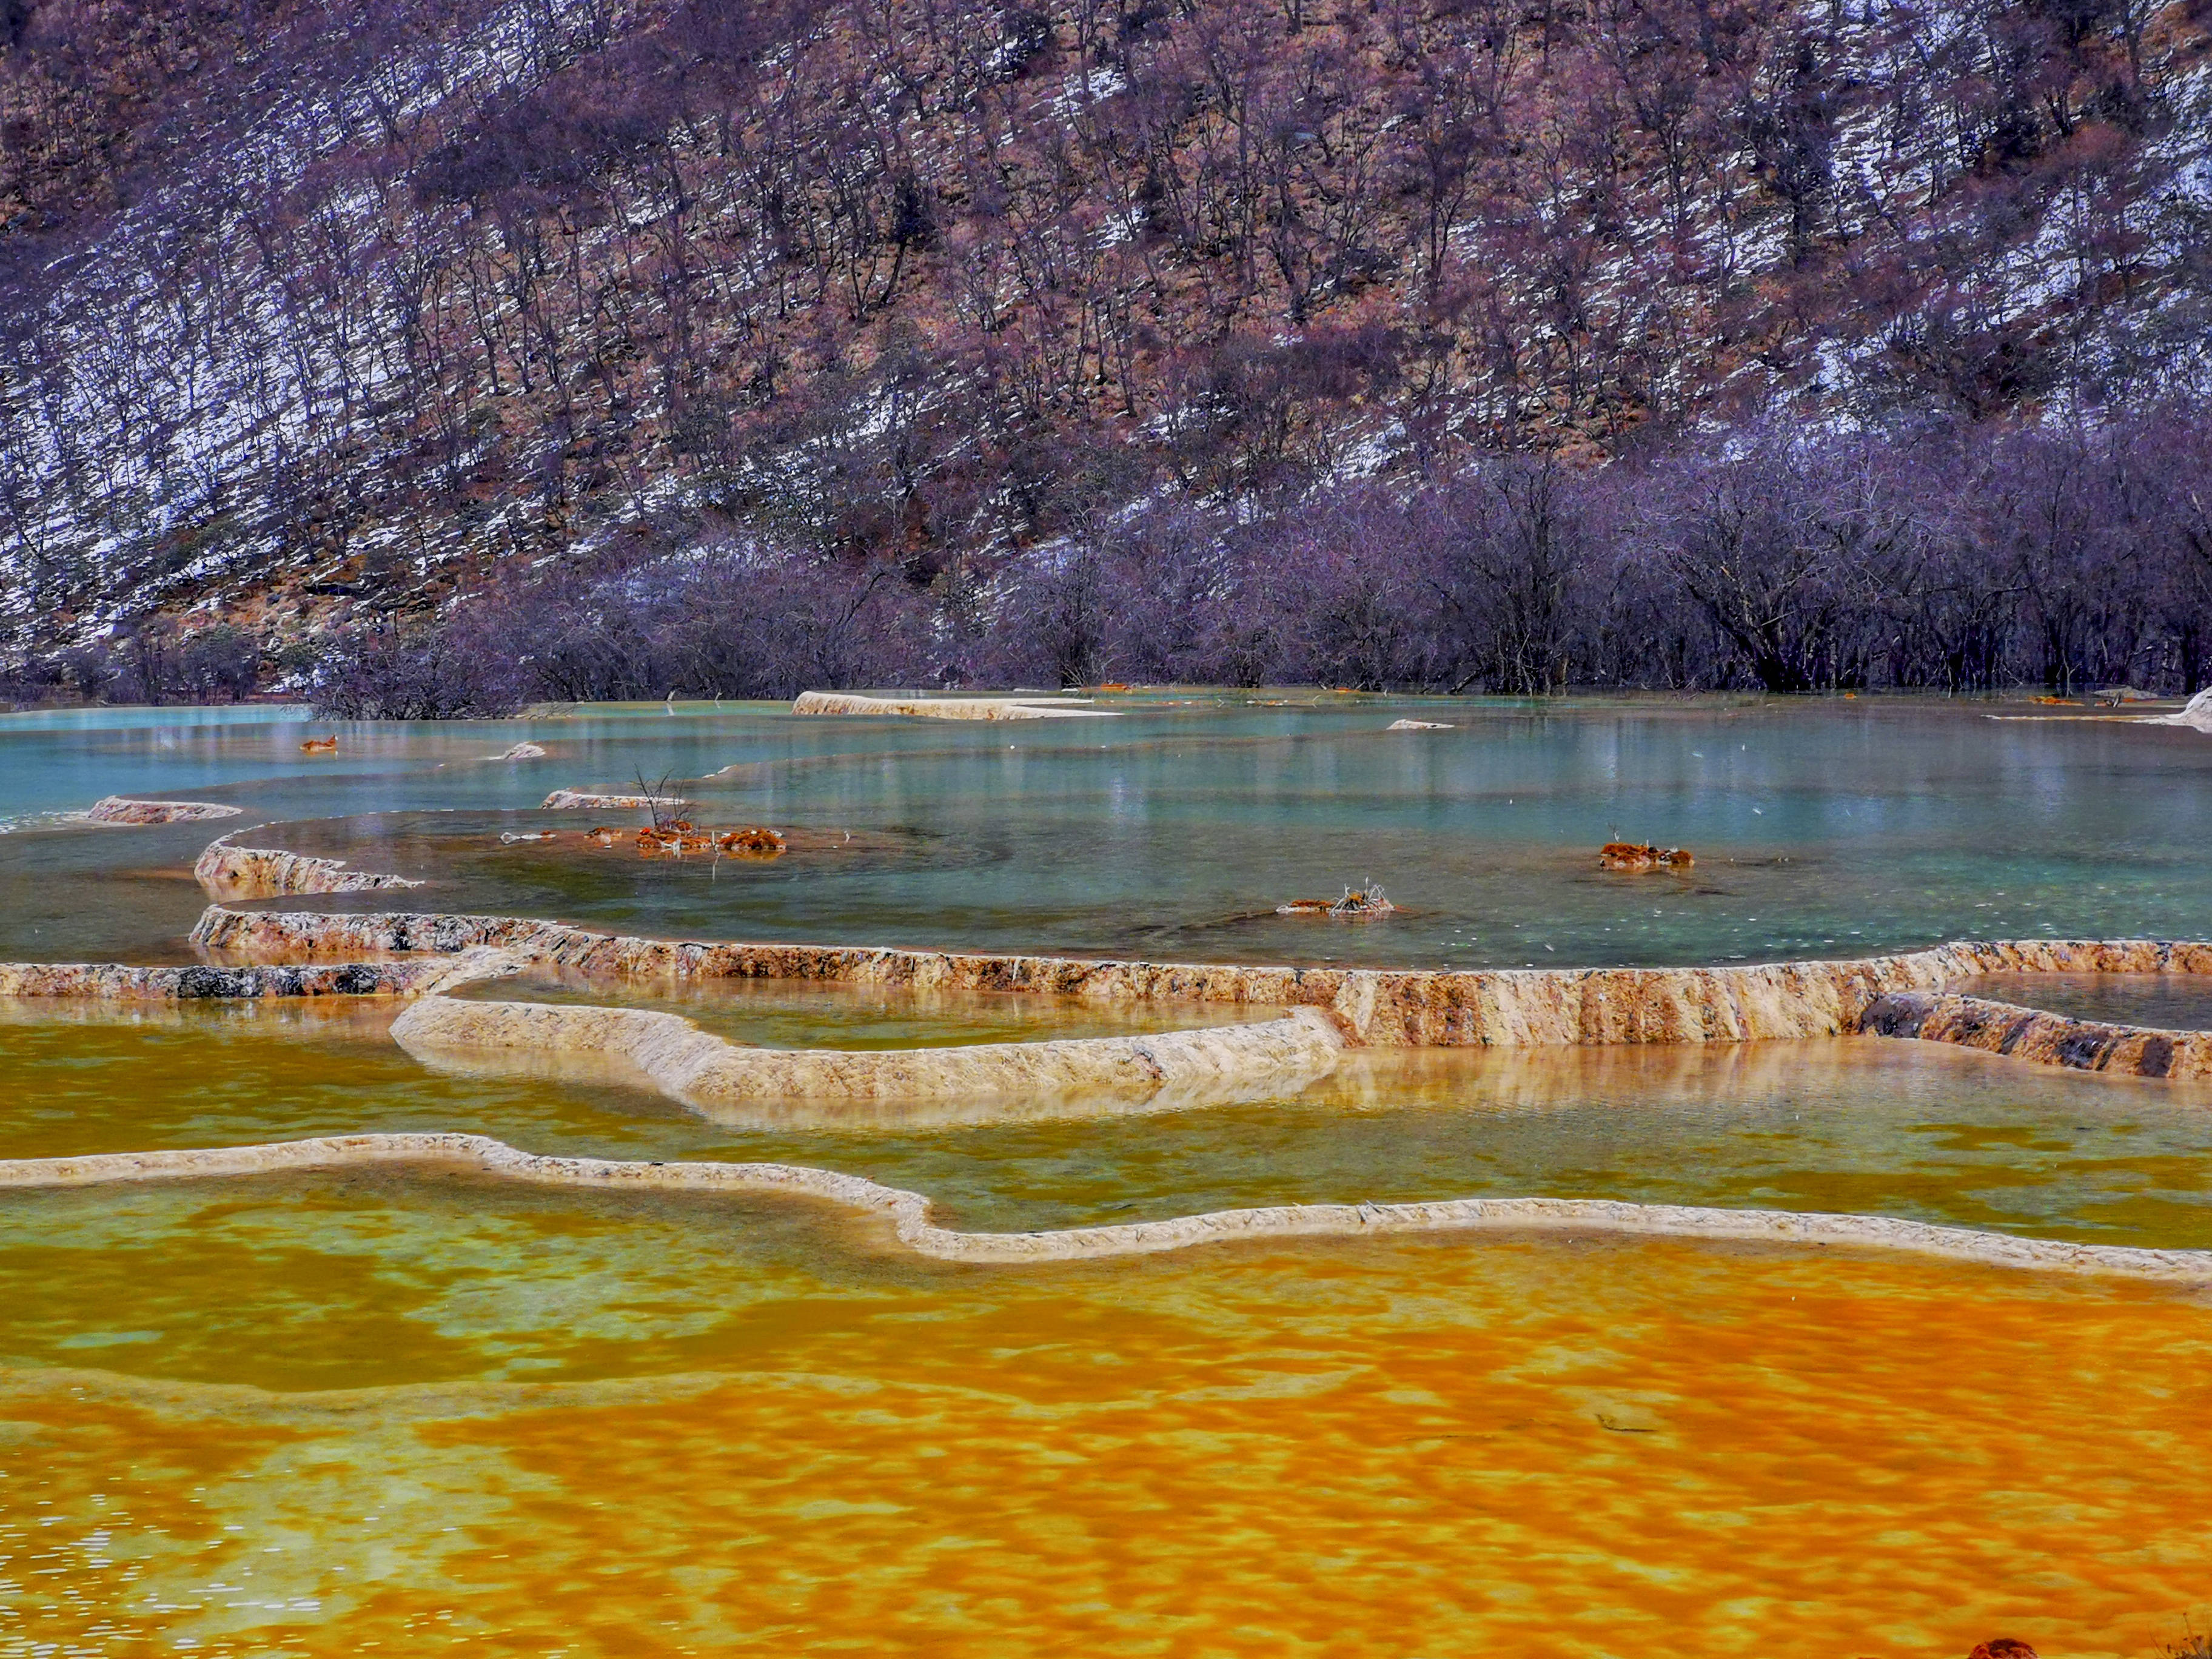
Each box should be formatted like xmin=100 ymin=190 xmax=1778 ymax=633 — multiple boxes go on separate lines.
xmin=390 ymin=996 xmax=1344 ymax=1110
xmin=193 ymin=836 xmax=426 ymax=899
xmin=540 ymin=789 xmax=687 ymax=811
xmin=0 ymin=1131 xmax=2205 ymax=1284
xmin=81 ymin=797 xmax=243 ymax=825
xmin=184 ymin=903 xmax=2212 ymax=1054
xmin=1861 ymin=992 xmax=2212 ymax=1080
xmin=0 ymin=951 xmax=503 ymax=999
xmin=791 ymin=692 xmax=1116 ymax=720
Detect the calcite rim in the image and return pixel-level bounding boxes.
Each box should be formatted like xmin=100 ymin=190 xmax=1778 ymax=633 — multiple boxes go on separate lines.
xmin=1 ymin=1131 xmax=2203 ymax=1283
xmin=390 ymin=993 xmax=1347 ymax=1107
xmin=182 ymin=901 xmax=2212 ymax=1066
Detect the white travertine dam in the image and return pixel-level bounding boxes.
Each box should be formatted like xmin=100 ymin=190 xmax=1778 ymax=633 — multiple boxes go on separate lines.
xmin=183 ymin=902 xmax=2212 ymax=1054
xmin=81 ymin=796 xmax=244 ymax=825
xmin=0 ymin=1131 xmax=2205 ymax=1282
xmin=0 ymin=950 xmax=503 ymax=1000
xmin=791 ymin=691 xmax=1116 ymax=720
xmin=193 ymin=837 xmax=425 ymax=900
xmin=1859 ymin=989 xmax=2212 ymax=1079
xmin=390 ymin=994 xmax=1346 ymax=1108
xmin=13 ymin=880 xmax=2212 ymax=1275
xmin=540 ymin=789 xmax=688 ymax=810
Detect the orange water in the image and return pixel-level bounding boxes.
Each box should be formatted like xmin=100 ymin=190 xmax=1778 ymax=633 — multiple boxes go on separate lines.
xmin=6 ymin=976 xmax=2212 ymax=1652
xmin=3 ymin=1222 xmax=2207 ymax=1656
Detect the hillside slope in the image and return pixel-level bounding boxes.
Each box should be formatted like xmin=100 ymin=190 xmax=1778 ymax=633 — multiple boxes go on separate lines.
xmin=2 ymin=0 xmax=2209 ymax=651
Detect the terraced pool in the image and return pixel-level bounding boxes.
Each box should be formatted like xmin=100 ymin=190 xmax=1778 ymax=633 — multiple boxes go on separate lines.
xmin=3 ymin=695 xmax=2209 ymax=1655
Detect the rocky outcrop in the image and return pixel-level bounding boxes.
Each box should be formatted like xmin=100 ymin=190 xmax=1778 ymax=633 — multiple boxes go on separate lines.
xmin=2 ymin=1130 xmax=2207 ymax=1282
xmin=1386 ymin=719 xmax=1453 ymax=730
xmin=187 ymin=903 xmax=2212 ymax=1050
xmin=491 ymin=742 xmax=547 ymax=760
xmin=192 ymin=839 xmax=424 ymax=900
xmin=391 ymin=995 xmax=1343 ymax=1108
xmin=791 ymin=691 xmax=1116 ymax=720
xmin=1860 ymin=991 xmax=2212 ymax=1079
xmin=540 ymin=789 xmax=685 ymax=811
xmin=82 ymin=797 xmax=243 ymax=825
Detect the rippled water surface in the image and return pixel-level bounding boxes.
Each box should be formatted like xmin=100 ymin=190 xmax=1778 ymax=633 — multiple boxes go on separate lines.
xmin=3 ymin=696 xmax=2210 ymax=1653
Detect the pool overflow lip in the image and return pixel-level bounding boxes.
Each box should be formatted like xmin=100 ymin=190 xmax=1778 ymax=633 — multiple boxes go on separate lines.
xmin=13 ymin=899 xmax=2212 ymax=1081
xmin=9 ymin=874 xmax=2212 ymax=1279
xmin=0 ymin=1131 xmax=2207 ymax=1283
xmin=180 ymin=900 xmax=2212 ymax=1064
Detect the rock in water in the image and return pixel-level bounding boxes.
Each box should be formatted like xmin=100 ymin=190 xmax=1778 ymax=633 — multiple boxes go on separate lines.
xmin=541 ymin=789 xmax=687 ymax=811
xmin=1277 ymin=883 xmax=1396 ymax=917
xmin=717 ymin=827 xmax=786 ymax=855
xmin=1386 ymin=719 xmax=1453 ymax=730
xmin=792 ymin=691 xmax=1115 ymax=720
xmin=492 ymin=742 xmax=547 ymax=760
xmin=2145 ymin=688 xmax=2212 ymax=732
xmin=1598 ymin=842 xmax=1694 ymax=871
xmin=193 ymin=839 xmax=424 ymax=899
xmin=82 ymin=797 xmax=243 ymax=825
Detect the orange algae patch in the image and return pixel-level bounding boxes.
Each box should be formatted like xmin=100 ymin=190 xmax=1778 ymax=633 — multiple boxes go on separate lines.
xmin=8 ymin=1238 xmax=2200 ymax=1655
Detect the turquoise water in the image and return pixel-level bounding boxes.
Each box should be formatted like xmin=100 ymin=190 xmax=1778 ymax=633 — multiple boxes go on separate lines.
xmin=2 ymin=695 xmax=2207 ymax=968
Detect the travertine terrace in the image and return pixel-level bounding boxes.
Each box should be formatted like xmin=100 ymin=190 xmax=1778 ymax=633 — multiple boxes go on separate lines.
xmin=10 ymin=831 xmax=2212 ymax=1285
xmin=184 ymin=901 xmax=2212 ymax=1056
xmin=1860 ymin=991 xmax=2212 ymax=1080
xmin=193 ymin=838 xmax=425 ymax=900
xmin=0 ymin=956 xmax=486 ymax=1000
xmin=791 ymin=691 xmax=1116 ymax=720
xmin=391 ymin=996 xmax=1347 ymax=1108
xmin=540 ymin=789 xmax=688 ymax=811
xmin=81 ymin=796 xmax=244 ymax=825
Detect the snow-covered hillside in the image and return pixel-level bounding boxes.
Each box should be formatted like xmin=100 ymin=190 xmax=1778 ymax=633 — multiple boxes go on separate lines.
xmin=1 ymin=0 xmax=2208 ymax=651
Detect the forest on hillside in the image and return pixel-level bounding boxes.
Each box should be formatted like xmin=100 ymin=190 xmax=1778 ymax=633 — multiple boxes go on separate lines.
xmin=2 ymin=0 xmax=2210 ymax=699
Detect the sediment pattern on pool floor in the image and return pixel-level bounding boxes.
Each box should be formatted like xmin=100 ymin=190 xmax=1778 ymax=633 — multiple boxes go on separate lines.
xmin=4 ymin=1131 xmax=2207 ymax=1282
xmin=392 ymin=994 xmax=1345 ymax=1107
xmin=187 ymin=903 xmax=2212 ymax=1049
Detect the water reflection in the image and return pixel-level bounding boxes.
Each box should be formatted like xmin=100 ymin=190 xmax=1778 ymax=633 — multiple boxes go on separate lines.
xmin=1955 ymin=971 xmax=2212 ymax=1030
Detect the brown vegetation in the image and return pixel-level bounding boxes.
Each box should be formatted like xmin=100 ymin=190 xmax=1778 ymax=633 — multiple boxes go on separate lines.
xmin=2 ymin=0 xmax=2208 ymax=660
xmin=717 ymin=826 xmax=787 ymax=855
xmin=1599 ymin=842 xmax=1693 ymax=870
